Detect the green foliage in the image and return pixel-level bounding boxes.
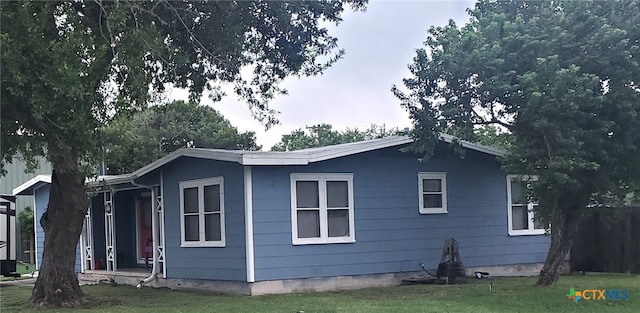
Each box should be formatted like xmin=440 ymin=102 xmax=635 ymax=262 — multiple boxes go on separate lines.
xmin=472 ymin=125 xmax=513 ymax=150
xmin=0 ymin=0 xmax=368 ymax=305
xmin=271 ymin=124 xmax=402 ymax=151
xmin=394 ymin=0 xmax=640 ymax=284
xmin=17 ymin=206 xmax=34 ymax=240
xmin=1 ymin=0 xmax=368 ymax=173
xmin=442 ymin=125 xmax=513 ymax=151
xmin=393 ymin=0 xmax=640 ymax=224
xmin=104 ymin=100 xmax=259 ymax=174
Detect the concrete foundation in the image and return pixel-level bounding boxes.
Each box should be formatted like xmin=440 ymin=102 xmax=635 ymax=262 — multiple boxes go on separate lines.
xmin=78 ymin=262 xmax=547 ymax=295
xmin=250 ymin=272 xmax=416 ymax=295
xmin=465 ymin=263 xmax=544 ymax=277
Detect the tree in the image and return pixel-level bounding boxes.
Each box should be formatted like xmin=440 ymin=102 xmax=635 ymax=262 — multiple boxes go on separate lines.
xmin=18 ymin=206 xmax=35 ymax=264
xmin=271 ymin=123 xmax=400 ymax=151
xmin=393 ymin=0 xmax=640 ymax=285
xmin=471 ymin=125 xmax=512 ymax=150
xmin=1 ymin=0 xmax=366 ymax=306
xmin=105 ymin=100 xmax=259 ymax=174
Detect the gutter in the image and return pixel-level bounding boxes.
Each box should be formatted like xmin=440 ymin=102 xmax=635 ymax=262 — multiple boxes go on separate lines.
xmin=130 ymin=177 xmax=160 ymax=288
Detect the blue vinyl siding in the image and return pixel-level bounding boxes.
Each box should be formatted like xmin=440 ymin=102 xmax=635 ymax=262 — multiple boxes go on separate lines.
xmin=159 ymin=157 xmax=246 ymax=281
xmin=251 ymin=144 xmax=550 ymax=281
xmin=34 ymin=185 xmax=49 ymax=270
xmin=34 ymin=185 xmax=81 ymax=273
xmin=1 ymin=157 xmax=52 ymax=262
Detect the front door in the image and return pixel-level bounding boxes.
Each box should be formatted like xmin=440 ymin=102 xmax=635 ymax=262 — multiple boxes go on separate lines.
xmin=137 ymin=196 xmax=153 ymax=263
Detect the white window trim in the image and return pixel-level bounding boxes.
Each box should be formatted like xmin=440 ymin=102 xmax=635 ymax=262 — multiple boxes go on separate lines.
xmin=290 ymin=173 xmax=355 ymax=245
xmin=418 ymin=172 xmax=448 ymax=214
xmin=179 ymin=177 xmax=226 ymax=247
xmin=506 ymin=175 xmax=545 ymax=236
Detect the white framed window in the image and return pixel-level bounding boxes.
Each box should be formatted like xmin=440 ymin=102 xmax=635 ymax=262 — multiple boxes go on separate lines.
xmin=179 ymin=177 xmax=225 ymax=247
xmin=507 ymin=175 xmax=545 ymax=236
xmin=290 ymin=173 xmax=355 ymax=245
xmin=418 ymin=172 xmax=448 ymax=214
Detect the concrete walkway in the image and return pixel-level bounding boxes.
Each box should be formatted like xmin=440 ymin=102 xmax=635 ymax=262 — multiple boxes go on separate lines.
xmin=0 ymin=277 xmax=37 ymax=288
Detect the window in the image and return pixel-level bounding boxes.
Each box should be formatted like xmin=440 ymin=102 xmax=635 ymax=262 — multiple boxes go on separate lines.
xmin=179 ymin=177 xmax=225 ymax=247
xmin=291 ymin=173 xmax=355 ymax=245
xmin=507 ymin=175 xmax=545 ymax=236
xmin=418 ymin=172 xmax=447 ymax=214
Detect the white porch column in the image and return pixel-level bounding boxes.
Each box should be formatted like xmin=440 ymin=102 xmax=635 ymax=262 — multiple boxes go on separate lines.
xmin=104 ymin=191 xmax=116 ymax=271
xmin=80 ymin=204 xmax=93 ymax=272
xmin=155 ymin=184 xmax=165 ymax=277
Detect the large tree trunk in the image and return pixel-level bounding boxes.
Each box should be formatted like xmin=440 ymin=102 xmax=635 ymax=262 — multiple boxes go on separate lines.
xmin=537 ymin=209 xmax=575 ymax=286
xmin=31 ymin=159 xmax=88 ymax=307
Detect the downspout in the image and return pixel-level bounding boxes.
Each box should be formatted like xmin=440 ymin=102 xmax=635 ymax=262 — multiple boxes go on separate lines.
xmin=131 ymin=178 xmax=159 ymax=288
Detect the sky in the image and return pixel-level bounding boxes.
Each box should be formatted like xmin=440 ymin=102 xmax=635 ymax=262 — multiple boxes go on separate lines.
xmin=174 ymin=0 xmax=477 ymax=150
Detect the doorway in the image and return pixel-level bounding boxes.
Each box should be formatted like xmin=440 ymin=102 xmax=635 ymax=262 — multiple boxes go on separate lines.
xmin=137 ymin=196 xmax=153 ymax=264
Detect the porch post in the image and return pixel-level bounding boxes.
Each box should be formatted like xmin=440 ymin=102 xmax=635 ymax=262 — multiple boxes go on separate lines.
xmin=80 ymin=203 xmax=93 ymax=272
xmin=155 ymin=185 xmax=165 ymax=277
xmin=148 ymin=186 xmax=160 ymax=277
xmin=104 ymin=191 xmax=117 ymax=271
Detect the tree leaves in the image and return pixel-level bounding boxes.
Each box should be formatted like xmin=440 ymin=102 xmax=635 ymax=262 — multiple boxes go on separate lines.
xmin=104 ymin=101 xmax=259 ymax=174
xmin=1 ymin=0 xmax=367 ymax=174
xmin=395 ymin=0 xmax=640 ymax=234
xmin=1 ymin=0 xmax=368 ymax=305
xmin=271 ymin=124 xmax=400 ymax=151
xmin=395 ymin=0 xmax=640 ymax=284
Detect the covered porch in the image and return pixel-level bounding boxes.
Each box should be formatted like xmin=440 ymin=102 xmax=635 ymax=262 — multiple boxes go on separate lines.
xmin=80 ymin=175 xmax=166 ymax=283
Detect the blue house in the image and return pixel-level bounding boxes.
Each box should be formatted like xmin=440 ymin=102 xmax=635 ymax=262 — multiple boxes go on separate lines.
xmin=13 ymin=135 xmax=549 ymax=294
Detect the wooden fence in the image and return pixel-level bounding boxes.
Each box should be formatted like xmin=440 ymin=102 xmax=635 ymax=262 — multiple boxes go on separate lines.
xmin=571 ymin=207 xmax=640 ymax=274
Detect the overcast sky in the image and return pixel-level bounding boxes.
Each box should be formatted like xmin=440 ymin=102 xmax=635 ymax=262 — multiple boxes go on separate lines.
xmin=174 ymin=0 xmax=477 ymax=150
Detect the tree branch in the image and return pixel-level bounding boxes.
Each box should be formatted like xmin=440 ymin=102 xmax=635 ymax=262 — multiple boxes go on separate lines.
xmin=94 ymin=0 xmax=116 ymax=58
xmin=127 ymin=0 xmax=169 ymax=26
xmin=160 ymin=1 xmax=225 ymax=66
xmin=472 ymin=118 xmax=514 ymax=131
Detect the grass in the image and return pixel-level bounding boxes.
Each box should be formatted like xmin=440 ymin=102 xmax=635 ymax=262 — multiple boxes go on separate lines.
xmin=0 ymin=263 xmax=35 ymax=281
xmin=1 ymin=274 xmax=638 ymax=312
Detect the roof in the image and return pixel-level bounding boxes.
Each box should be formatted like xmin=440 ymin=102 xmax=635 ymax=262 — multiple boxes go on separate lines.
xmin=133 ymin=134 xmax=505 ymax=178
xmin=87 ymin=174 xmax=133 ymax=186
xmin=12 ymin=175 xmax=52 ymax=195
xmin=13 ymin=134 xmax=506 ymax=192
xmin=439 ymin=133 xmax=506 ymax=157
xmin=133 ymin=136 xmax=413 ymax=177
xmin=13 ymin=174 xmax=134 ymax=195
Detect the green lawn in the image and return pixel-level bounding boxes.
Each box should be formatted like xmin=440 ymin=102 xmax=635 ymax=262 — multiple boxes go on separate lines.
xmin=0 ymin=263 xmax=35 ymax=281
xmin=1 ymin=274 xmax=638 ymax=312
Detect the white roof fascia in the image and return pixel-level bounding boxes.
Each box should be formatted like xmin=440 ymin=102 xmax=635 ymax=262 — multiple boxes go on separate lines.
xmin=439 ymin=133 xmax=506 ymax=157
xmin=12 ymin=174 xmax=52 ymax=196
xmin=12 ymin=136 xmax=504 ymax=194
xmin=123 ymin=134 xmax=504 ymax=175
xmin=132 ymin=148 xmax=187 ymax=178
xmin=12 ymin=174 xmax=136 ymax=193
xmin=132 ymin=148 xmax=244 ymax=178
xmin=86 ymin=174 xmax=135 ymax=188
xmin=238 ymin=136 xmax=413 ymax=165
xmin=241 ymin=152 xmax=309 ymax=165
xmin=307 ymin=136 xmax=413 ymax=163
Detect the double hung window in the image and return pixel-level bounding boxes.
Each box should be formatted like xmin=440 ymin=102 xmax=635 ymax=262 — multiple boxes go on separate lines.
xmin=291 ymin=173 xmax=355 ymax=245
xmin=507 ymin=175 xmax=545 ymax=236
xmin=418 ymin=172 xmax=448 ymax=214
xmin=180 ymin=177 xmax=225 ymax=247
